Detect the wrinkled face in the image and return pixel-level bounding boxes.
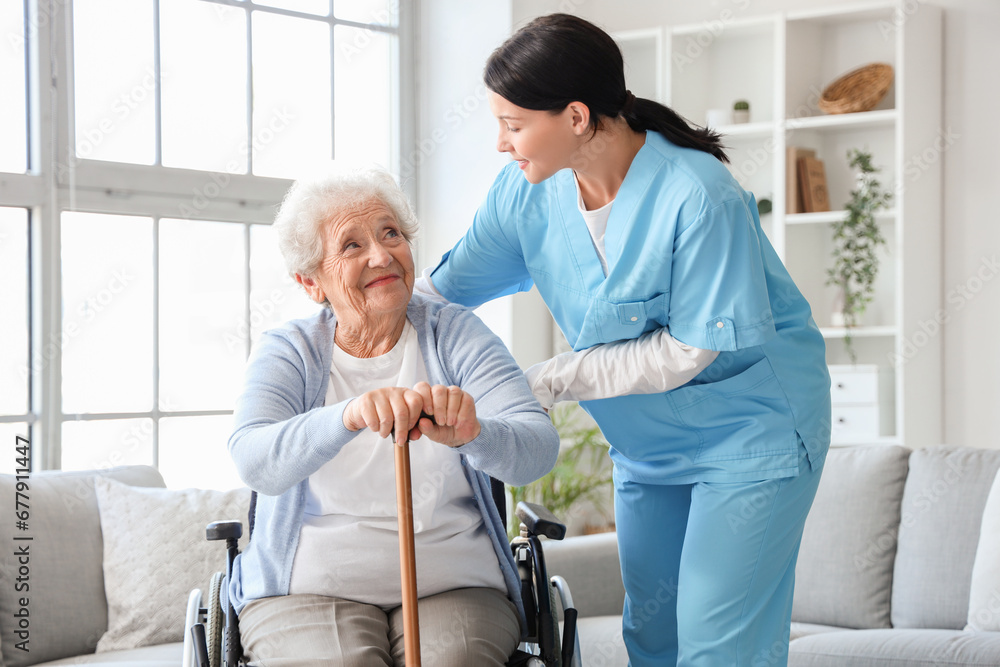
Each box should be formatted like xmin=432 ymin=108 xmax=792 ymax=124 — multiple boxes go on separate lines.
xmin=300 ymin=200 xmax=414 ymax=323
xmin=488 ymin=90 xmax=583 ymax=184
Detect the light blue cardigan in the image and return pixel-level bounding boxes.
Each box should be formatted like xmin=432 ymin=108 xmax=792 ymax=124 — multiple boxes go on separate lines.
xmin=227 ymin=293 xmax=560 ymax=628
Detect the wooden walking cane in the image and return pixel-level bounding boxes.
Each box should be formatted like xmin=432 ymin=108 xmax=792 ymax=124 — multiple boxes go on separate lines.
xmin=394 ymin=427 xmax=421 ymax=667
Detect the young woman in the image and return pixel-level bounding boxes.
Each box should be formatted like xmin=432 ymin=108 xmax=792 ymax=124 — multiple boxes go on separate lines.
xmin=420 ymin=13 xmax=831 ymax=667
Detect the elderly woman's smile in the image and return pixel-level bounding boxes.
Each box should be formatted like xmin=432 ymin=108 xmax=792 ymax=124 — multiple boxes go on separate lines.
xmin=296 ymin=200 xmax=416 ymax=354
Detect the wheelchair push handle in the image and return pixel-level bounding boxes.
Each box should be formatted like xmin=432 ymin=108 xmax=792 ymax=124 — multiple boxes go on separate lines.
xmin=206 ymin=520 xmax=243 ymax=542
xmin=516 ymin=502 xmax=567 ymax=540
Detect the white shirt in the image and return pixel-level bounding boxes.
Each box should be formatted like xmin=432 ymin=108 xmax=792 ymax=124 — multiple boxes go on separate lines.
xmin=574 ymin=173 xmax=614 ymax=276
xmin=288 ymin=320 xmax=506 ymax=606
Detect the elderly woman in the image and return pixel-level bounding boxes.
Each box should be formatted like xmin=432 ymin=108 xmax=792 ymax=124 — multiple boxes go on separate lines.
xmin=226 ymin=166 xmax=560 ymax=667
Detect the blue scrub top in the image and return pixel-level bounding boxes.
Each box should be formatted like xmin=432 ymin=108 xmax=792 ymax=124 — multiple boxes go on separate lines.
xmin=432 ymin=131 xmax=831 ymax=483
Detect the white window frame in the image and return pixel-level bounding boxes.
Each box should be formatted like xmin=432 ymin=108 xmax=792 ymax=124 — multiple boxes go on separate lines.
xmin=0 ymin=0 xmax=415 ymax=471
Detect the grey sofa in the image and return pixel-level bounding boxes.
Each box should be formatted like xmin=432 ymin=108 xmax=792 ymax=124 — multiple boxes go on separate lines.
xmin=6 ymin=445 xmax=1000 ymax=667
xmin=0 ymin=464 xmax=252 ymax=667
xmin=0 ymin=465 xmax=185 ymax=667
xmin=544 ymin=445 xmax=1000 ymax=666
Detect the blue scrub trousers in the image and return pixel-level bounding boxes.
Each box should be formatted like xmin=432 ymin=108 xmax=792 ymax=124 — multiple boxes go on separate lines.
xmin=614 ymin=450 xmax=823 ymax=667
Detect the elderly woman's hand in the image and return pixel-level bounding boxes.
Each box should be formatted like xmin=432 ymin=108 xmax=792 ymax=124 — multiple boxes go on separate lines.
xmin=343 ymin=387 xmax=427 ymax=446
xmin=412 ymin=382 xmax=482 ymax=448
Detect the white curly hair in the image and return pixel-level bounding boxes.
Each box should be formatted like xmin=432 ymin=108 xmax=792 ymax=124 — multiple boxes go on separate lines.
xmin=272 ymin=165 xmax=418 ymax=280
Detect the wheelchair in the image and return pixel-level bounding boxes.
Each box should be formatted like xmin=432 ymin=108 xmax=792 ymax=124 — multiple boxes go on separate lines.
xmin=183 ymin=481 xmax=581 ymax=667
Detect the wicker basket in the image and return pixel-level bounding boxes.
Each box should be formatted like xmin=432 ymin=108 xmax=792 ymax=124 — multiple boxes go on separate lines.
xmin=818 ymin=63 xmax=894 ymax=114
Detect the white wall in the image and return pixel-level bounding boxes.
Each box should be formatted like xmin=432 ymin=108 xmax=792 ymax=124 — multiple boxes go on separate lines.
xmin=413 ymin=0 xmax=553 ymax=366
xmin=418 ymin=0 xmax=1000 ymax=449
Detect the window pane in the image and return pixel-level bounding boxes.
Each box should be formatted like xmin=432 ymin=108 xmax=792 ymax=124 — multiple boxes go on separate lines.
xmin=73 ymin=0 xmax=155 ymax=164
xmin=251 ymin=12 xmax=331 ymax=178
xmin=0 ymin=0 xmax=27 ymax=173
xmin=249 ymin=224 xmax=323 ymax=341
xmin=161 ymin=0 xmax=248 ymax=172
xmin=62 ymin=212 xmax=154 ymax=413
xmin=334 ymin=26 xmax=394 ymax=169
xmin=0 ymin=208 xmax=29 ymax=415
xmin=159 ymin=219 xmax=246 ymax=411
xmin=0 ymin=424 xmax=30 ymax=474
xmin=61 ymin=418 xmax=154 ymax=471
xmin=255 ymin=0 xmax=329 ymax=16
xmin=334 ymin=0 xmax=398 ymax=27
xmin=159 ymin=416 xmax=244 ymax=491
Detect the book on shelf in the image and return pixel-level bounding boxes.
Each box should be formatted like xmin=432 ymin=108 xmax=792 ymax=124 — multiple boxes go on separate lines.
xmin=786 ymin=146 xmax=816 ymax=214
xmin=797 ymin=155 xmax=831 ymax=213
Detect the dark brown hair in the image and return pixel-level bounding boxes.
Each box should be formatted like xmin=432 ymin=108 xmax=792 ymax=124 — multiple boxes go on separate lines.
xmin=485 ymin=13 xmax=729 ymax=163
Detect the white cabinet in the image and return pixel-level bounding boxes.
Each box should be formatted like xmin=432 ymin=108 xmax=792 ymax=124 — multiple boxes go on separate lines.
xmin=829 ymin=364 xmax=886 ymax=443
xmin=615 ymin=1 xmax=942 ymax=447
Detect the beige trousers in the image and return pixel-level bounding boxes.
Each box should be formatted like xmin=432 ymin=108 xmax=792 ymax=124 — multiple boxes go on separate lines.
xmin=239 ymin=587 xmax=521 ymax=667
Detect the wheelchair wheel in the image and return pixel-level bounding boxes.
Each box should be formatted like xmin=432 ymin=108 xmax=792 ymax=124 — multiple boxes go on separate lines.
xmin=206 ymin=572 xmax=224 ymax=667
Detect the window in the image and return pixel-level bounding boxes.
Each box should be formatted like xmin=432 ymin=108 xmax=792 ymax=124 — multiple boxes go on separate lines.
xmin=1 ymin=0 xmax=409 ymax=487
xmin=0 ymin=0 xmax=28 ymax=174
xmin=0 ymin=208 xmax=30 ymax=474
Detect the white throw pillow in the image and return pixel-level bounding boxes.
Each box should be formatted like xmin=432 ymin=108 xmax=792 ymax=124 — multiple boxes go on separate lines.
xmin=94 ymin=477 xmax=250 ymax=652
xmin=967 ymin=470 xmax=1000 ymax=631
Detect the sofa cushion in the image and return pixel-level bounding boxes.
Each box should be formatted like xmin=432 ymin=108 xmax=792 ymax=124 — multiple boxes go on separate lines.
xmin=29 ymin=642 xmax=182 ymax=666
xmin=789 ymin=628 xmax=1000 ymax=667
xmin=573 ymin=615 xmax=627 ymax=667
xmin=791 ymin=444 xmax=910 ymax=629
xmin=966 ymin=467 xmax=1000 ymax=631
xmin=0 ymin=466 xmax=165 ymax=667
xmin=94 ymin=478 xmax=250 ymax=653
xmin=789 ymin=622 xmax=848 ymax=642
xmin=543 ymin=532 xmax=625 ymax=619
xmin=892 ymin=446 xmax=1000 ymax=630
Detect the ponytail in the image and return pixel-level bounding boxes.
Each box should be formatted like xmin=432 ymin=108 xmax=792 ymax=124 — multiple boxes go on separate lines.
xmin=485 ymin=14 xmax=729 ymax=164
xmin=624 ymin=96 xmax=729 ymax=164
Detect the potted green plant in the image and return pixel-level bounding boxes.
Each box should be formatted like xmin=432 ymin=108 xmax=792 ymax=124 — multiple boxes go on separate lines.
xmin=757 ymin=196 xmax=772 ymax=217
xmin=826 ymin=148 xmax=892 ymax=363
xmin=506 ymin=403 xmax=614 ymax=540
xmin=733 ymin=99 xmax=750 ymax=124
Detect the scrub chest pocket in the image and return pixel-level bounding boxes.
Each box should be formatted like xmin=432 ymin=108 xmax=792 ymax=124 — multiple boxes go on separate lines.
xmin=668 ymin=356 xmax=801 ymax=465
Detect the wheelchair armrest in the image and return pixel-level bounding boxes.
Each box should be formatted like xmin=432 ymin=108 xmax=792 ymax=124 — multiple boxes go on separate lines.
xmin=206 ymin=520 xmax=243 ymax=542
xmin=516 ymin=502 xmax=566 ymax=540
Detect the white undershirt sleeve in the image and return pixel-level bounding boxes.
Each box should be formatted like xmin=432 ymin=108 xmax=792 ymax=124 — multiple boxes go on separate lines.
xmin=413 ymin=267 xmax=449 ymax=302
xmin=524 ymin=328 xmax=719 ymax=409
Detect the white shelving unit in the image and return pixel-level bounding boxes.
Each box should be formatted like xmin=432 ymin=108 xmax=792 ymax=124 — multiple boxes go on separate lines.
xmin=615 ymin=1 xmax=943 ymax=447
